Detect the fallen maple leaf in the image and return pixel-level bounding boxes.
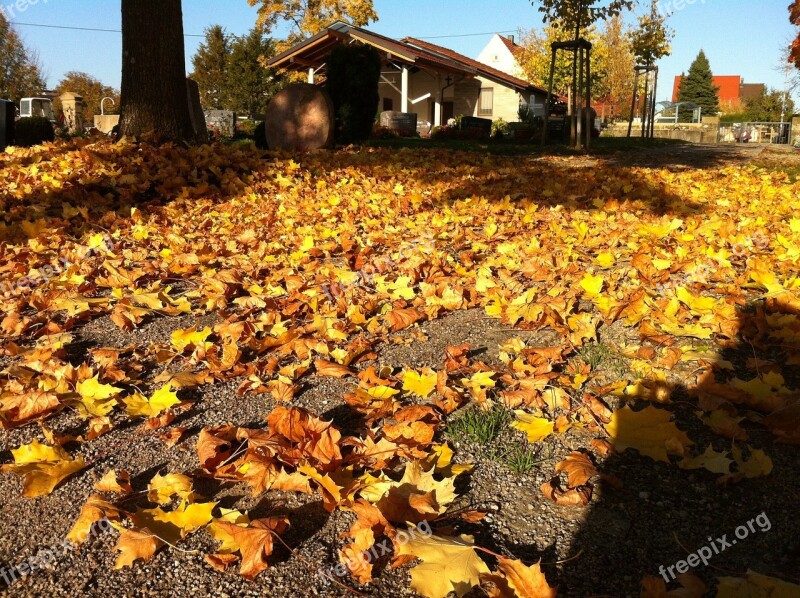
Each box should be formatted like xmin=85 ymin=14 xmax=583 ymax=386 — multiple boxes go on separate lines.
xmin=394 ymin=532 xmax=490 ymax=598
xmin=604 ymin=405 xmax=693 ymax=463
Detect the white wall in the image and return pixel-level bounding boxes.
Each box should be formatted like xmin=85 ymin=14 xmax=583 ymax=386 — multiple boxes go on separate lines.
xmin=477 ymin=35 xmax=524 ymax=79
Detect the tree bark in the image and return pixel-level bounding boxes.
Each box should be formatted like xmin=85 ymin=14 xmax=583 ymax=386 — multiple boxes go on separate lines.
xmin=119 ymin=0 xmax=197 ymax=142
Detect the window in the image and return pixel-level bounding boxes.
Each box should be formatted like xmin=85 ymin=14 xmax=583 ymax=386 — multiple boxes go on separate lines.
xmin=478 ymin=88 xmax=494 ymax=116
xmin=383 ymin=97 xmax=394 ymax=112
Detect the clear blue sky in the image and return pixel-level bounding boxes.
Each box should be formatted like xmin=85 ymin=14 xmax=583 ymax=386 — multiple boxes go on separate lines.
xmin=6 ymin=0 xmax=799 ymax=103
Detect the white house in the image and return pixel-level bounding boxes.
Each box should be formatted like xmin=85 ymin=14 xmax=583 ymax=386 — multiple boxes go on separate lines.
xmin=268 ymin=22 xmax=549 ymax=126
xmin=477 ymin=34 xmax=525 ymax=80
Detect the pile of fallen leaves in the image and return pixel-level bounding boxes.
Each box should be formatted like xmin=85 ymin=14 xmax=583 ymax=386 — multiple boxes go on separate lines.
xmin=1 ymin=137 xmax=798 ymax=596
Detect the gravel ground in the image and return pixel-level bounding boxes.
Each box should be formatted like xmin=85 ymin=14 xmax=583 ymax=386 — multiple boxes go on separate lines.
xmin=2 ymin=304 xmax=797 ymax=598
xmin=1 ymin=144 xmax=798 ymax=598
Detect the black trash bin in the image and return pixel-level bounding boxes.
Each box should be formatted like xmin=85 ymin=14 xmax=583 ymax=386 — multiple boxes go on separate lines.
xmin=0 ymin=99 xmax=15 ymax=151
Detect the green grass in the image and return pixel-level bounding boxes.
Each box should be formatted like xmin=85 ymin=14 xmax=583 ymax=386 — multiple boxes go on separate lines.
xmin=577 ymin=343 xmax=630 ymax=379
xmin=446 ymin=404 xmax=512 ymax=446
xmin=753 ymin=160 xmax=800 ymax=183
xmin=501 ymin=444 xmax=545 ymax=475
xmin=365 ymin=135 xmax=684 ymax=157
xmin=446 ymin=406 xmax=553 ymax=475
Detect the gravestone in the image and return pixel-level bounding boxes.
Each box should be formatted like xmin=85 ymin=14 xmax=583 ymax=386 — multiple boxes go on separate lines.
xmin=264 ymin=84 xmax=334 ymax=151
xmin=0 ymin=100 xmax=14 ymax=150
xmin=380 ymin=111 xmax=417 ymax=135
xmin=59 ymin=92 xmax=85 ymax=134
xmin=186 ymin=78 xmax=208 ymax=143
xmin=205 ymin=110 xmax=237 ymax=137
xmin=459 ymin=116 xmax=492 ymax=137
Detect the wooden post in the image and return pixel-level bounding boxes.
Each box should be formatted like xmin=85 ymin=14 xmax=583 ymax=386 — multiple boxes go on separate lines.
xmin=576 ymin=44 xmax=584 ymax=150
xmin=640 ymin=69 xmax=649 ymax=138
xmin=585 ymin=45 xmax=592 ymax=150
xmin=570 ymin=45 xmax=578 ymax=147
xmin=542 ymin=47 xmax=557 ymax=145
xmin=627 ymin=70 xmax=640 ymax=138
xmin=649 ymin=67 xmax=658 ymax=138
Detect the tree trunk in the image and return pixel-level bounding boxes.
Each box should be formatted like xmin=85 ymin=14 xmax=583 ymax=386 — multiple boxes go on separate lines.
xmin=119 ymin=0 xmax=196 ymax=142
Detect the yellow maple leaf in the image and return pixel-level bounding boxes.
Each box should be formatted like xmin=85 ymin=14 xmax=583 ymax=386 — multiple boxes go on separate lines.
xmin=147 ymin=472 xmax=195 ymax=505
xmin=604 ymin=405 xmax=693 ymax=462
xmin=512 ymin=411 xmax=555 ymax=443
xmin=579 ymin=273 xmax=604 ymax=298
xmin=403 ymin=369 xmax=438 ymax=398
xmin=394 ymin=532 xmax=489 ymax=598
xmin=75 ymin=376 xmax=122 ymax=417
xmin=1 ymin=440 xmax=85 ymax=497
xmin=124 ymin=384 xmax=180 ymax=418
xmin=716 ymin=570 xmax=800 ymax=596
xmin=171 ymin=326 xmax=212 ymax=352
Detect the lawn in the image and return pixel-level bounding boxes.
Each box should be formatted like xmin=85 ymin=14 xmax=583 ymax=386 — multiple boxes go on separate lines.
xmin=0 ymin=137 xmax=798 ymax=597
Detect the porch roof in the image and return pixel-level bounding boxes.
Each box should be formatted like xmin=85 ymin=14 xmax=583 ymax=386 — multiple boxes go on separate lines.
xmin=268 ymin=21 xmax=477 ymax=78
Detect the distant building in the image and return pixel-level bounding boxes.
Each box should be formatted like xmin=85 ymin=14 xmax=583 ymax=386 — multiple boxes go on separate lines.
xmin=672 ymin=75 xmax=765 ymax=110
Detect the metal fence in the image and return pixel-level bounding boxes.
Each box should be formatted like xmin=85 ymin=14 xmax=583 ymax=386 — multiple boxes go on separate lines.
xmin=718 ymin=122 xmax=792 ymax=145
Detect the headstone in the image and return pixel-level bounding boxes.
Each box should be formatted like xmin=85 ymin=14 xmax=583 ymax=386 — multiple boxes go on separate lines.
xmin=459 ymin=116 xmax=492 ymax=137
xmin=0 ymin=100 xmax=15 ymax=150
xmin=204 ymin=110 xmax=237 ymax=137
xmin=59 ymin=92 xmax=85 ymax=134
xmin=264 ymin=84 xmax=334 ymax=151
xmin=186 ymin=78 xmax=208 ymax=143
xmin=380 ymin=111 xmax=417 ymax=135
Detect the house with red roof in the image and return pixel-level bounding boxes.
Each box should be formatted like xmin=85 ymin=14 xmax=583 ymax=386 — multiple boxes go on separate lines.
xmin=268 ymin=23 xmax=550 ymax=127
xmin=672 ymin=75 xmax=765 ymax=110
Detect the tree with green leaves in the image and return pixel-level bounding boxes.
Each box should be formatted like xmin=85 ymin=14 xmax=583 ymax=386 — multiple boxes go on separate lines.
xmin=226 ymin=28 xmax=282 ymax=119
xmin=191 ymin=25 xmax=232 ymax=110
xmin=0 ymin=14 xmax=46 ymax=102
xmin=54 ymin=71 xmax=119 ymax=122
xmin=677 ymin=50 xmax=720 ymax=121
xmin=744 ymin=88 xmax=795 ymax=122
xmin=532 ymin=0 xmax=635 ymax=37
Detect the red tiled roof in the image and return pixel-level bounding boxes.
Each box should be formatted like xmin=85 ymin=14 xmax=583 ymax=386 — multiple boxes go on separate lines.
xmin=498 ymin=35 xmax=524 ymax=59
xmin=402 ymin=37 xmax=549 ymax=95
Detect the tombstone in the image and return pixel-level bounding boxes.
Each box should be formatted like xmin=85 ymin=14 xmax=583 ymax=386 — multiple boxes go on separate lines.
xmin=264 ymin=84 xmax=334 ymax=151
xmin=186 ymin=78 xmax=208 ymax=143
xmin=459 ymin=116 xmax=492 ymax=137
xmin=59 ymin=92 xmax=85 ymax=134
xmin=380 ymin=111 xmax=417 ymax=135
xmin=204 ymin=110 xmax=237 ymax=137
xmin=0 ymin=100 xmax=15 ymax=150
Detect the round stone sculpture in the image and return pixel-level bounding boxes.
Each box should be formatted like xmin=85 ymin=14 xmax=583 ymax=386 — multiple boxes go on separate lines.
xmin=264 ymin=83 xmax=335 ymax=151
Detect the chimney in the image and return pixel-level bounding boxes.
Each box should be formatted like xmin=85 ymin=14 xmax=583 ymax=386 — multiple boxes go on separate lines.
xmin=508 ymin=34 xmax=515 ymax=44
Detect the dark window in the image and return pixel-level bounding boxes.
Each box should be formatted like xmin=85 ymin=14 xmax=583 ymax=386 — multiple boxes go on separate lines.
xmin=383 ymin=97 xmax=394 ymax=111
xmin=478 ymin=88 xmax=494 ymax=116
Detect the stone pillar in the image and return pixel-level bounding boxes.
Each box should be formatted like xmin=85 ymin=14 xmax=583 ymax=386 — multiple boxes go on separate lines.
xmin=791 ymin=115 xmax=800 ymax=146
xmin=59 ymin=92 xmax=85 ymax=133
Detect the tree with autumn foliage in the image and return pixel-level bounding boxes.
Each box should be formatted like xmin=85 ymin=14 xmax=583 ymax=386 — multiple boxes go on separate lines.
xmin=0 ymin=13 xmax=46 ymax=102
xmin=247 ymin=0 xmax=378 ymax=48
xmin=54 ymin=72 xmax=120 ymax=123
xmin=629 ymin=0 xmax=672 ymax=68
xmin=790 ymin=0 xmax=800 ymax=69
